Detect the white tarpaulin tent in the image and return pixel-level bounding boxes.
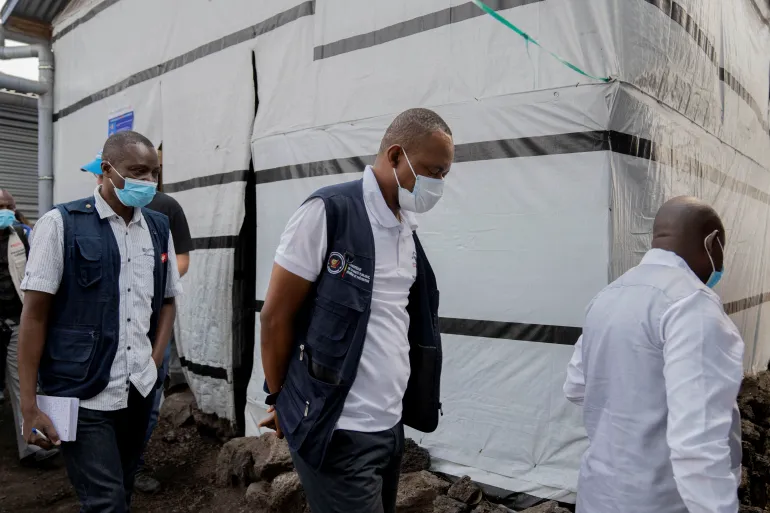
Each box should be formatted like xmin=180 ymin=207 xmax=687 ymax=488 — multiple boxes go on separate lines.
xmin=49 ymin=0 xmax=770 ymax=502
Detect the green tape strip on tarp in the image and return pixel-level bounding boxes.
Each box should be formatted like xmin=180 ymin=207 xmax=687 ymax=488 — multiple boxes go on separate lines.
xmin=472 ymin=0 xmax=611 ymax=83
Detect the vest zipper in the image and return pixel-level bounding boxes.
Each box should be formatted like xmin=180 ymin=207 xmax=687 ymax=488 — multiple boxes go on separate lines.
xmin=299 ymin=344 xmax=305 ymax=361
xmin=304 ymin=400 xmax=310 ymax=417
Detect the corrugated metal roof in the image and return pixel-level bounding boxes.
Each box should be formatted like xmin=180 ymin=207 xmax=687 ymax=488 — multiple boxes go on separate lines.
xmin=1 ymin=0 xmax=71 ymax=25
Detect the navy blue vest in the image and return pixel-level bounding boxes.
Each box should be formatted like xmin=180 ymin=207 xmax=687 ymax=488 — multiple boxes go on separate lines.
xmin=39 ymin=197 xmax=169 ymax=399
xmin=274 ymin=179 xmax=442 ymax=469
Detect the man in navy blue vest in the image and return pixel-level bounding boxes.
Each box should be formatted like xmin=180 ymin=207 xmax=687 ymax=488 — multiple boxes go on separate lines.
xmin=17 ymin=131 xmax=182 ymax=513
xmin=259 ymin=108 xmax=453 ymax=513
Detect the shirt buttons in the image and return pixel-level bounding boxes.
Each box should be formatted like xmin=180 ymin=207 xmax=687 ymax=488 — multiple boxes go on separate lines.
xmin=127 ymin=318 xmax=131 ymax=322
xmin=128 ymin=258 xmax=131 ymax=263
xmin=127 ymin=346 xmax=131 ymax=350
xmin=127 ymin=288 xmax=131 ymax=292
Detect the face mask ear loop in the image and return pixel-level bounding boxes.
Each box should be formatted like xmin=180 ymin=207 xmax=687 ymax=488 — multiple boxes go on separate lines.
xmin=704 ymin=230 xmax=719 ymax=272
xmin=105 ymin=161 xmax=123 ymax=191
xmin=393 ymin=167 xmax=403 ymax=189
xmin=402 ymin=148 xmax=418 ymax=180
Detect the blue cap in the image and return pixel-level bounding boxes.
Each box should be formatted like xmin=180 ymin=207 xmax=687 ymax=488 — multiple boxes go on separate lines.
xmin=81 ymin=151 xmax=103 ymax=175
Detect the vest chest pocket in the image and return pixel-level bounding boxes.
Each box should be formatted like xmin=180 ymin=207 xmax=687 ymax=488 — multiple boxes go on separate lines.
xmin=75 ymin=237 xmax=102 ymax=288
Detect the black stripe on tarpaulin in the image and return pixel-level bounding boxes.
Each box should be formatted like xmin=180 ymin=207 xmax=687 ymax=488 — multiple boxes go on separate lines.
xmin=255 ymin=130 xmax=769 ymax=208
xmin=254 ymin=298 xmax=581 ymax=344
xmin=719 ymin=67 xmax=767 ymax=130
xmin=724 ymin=293 xmax=770 ymax=315
xmin=643 ymin=0 xmax=768 ymax=131
xmin=609 ymin=130 xmax=770 ymax=206
xmin=191 ymin=235 xmax=238 ymax=250
xmin=179 ymin=357 xmax=228 ymax=380
xmin=52 ymin=1 xmax=315 ymax=122
xmin=52 ymin=0 xmax=124 ymax=44
xmin=313 ymin=0 xmax=542 ymax=61
xmin=212 ymin=131 xmax=758 ymax=203
xmin=256 ymin=155 xmax=376 ymax=185
xmin=440 ymin=317 xmax=581 ymax=345
xmin=644 ymin=0 xmax=718 ymax=66
xmin=252 ymin=293 xmax=770 ymax=344
xmin=454 ymin=130 xmax=609 ymax=162
xmin=255 ymin=292 xmax=770 ymax=345
xmin=164 ymin=170 xmax=250 ymax=194
xmin=255 ymin=130 xmax=610 ymax=183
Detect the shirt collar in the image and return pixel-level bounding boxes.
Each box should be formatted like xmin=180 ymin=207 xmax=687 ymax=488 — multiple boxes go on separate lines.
xmin=362 ymin=166 xmax=417 ymax=230
xmin=640 ymin=248 xmax=696 ymax=275
xmin=93 ymin=186 xmax=145 ymax=228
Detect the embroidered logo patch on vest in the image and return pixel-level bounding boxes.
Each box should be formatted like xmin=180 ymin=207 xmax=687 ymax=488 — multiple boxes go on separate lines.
xmin=161 ymin=253 xmax=168 ymax=263
xmin=327 ymin=252 xmax=345 ymax=275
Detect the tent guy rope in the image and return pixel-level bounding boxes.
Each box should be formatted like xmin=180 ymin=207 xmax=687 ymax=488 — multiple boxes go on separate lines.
xmin=472 ymin=0 xmax=611 ymax=83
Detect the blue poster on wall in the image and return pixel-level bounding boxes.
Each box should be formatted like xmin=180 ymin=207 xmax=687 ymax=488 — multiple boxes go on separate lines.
xmin=108 ymin=111 xmax=134 ymax=136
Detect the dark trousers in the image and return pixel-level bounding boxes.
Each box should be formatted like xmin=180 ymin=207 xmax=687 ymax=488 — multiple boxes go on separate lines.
xmin=61 ymin=386 xmax=154 ymax=513
xmin=292 ymin=423 xmax=405 ymax=513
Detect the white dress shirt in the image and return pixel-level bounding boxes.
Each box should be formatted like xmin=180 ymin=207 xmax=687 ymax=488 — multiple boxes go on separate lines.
xmin=22 ymin=187 xmax=183 ymax=411
xmin=275 ymin=166 xmax=416 ymax=433
xmin=564 ymin=248 xmax=744 ymax=513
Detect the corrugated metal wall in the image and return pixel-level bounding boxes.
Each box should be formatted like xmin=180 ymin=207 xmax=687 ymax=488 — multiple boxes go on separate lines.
xmin=0 ymin=93 xmax=38 ymax=221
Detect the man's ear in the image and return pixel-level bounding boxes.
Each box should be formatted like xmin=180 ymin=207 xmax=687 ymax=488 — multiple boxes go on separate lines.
xmin=386 ymin=144 xmax=402 ymax=169
xmin=100 ymin=161 xmax=111 ymax=176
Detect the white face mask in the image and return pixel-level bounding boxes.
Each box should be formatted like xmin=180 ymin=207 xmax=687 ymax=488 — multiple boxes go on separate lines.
xmin=393 ymin=148 xmax=444 ymax=213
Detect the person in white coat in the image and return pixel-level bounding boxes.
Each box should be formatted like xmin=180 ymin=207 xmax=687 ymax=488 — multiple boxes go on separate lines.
xmin=564 ymin=196 xmax=744 ymax=513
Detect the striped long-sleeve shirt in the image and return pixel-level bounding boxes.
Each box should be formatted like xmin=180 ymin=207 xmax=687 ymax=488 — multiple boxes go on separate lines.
xmin=21 ymin=187 xmax=182 ymax=411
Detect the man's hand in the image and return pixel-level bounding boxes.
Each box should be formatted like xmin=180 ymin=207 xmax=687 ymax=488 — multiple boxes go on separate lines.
xmin=152 ymin=301 xmax=176 ymax=368
xmin=258 ymin=406 xmax=283 ymax=439
xmin=22 ymin=405 xmax=61 ymax=449
xmin=261 ymin=263 xmax=314 ymax=398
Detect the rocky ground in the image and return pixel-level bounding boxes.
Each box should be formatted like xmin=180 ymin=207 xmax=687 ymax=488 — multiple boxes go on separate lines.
xmin=0 ymin=389 xmax=246 ymax=513
xmin=4 ymin=371 xmax=770 ymax=512
xmin=739 ymin=371 xmax=770 ymax=512
xmin=216 ymin=432 xmax=573 ymax=513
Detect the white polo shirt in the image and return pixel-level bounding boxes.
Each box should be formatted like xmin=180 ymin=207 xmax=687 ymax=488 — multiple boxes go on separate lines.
xmin=275 ymin=166 xmax=416 ymax=433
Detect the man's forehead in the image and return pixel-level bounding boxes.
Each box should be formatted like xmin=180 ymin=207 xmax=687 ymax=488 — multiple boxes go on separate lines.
xmin=121 ymin=142 xmax=159 ymax=167
xmin=416 ymin=131 xmax=454 ymax=160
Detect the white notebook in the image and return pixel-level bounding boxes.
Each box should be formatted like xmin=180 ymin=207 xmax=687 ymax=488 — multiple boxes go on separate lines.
xmin=36 ymin=395 xmax=79 ymax=442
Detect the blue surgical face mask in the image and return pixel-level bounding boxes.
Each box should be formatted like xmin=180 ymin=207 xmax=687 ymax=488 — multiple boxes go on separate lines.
xmin=106 ymin=162 xmax=157 ymax=208
xmin=0 ymin=209 xmax=15 ymax=229
xmin=705 ymin=230 xmax=725 ymax=289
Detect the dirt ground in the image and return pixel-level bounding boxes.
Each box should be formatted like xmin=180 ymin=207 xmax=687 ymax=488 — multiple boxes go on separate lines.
xmin=0 ymin=393 xmax=248 ymax=513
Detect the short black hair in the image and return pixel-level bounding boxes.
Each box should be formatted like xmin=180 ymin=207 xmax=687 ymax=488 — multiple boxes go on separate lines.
xmin=379 ymin=108 xmax=452 ymax=154
xmin=102 ymin=130 xmax=155 ymax=166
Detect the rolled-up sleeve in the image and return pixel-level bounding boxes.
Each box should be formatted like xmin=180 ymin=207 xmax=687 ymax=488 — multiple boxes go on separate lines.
xmin=564 ymin=335 xmax=585 ymax=406
xmin=661 ymin=291 xmax=744 ymax=513
xmin=164 ymin=230 xmax=183 ymax=299
xmin=20 ymin=210 xmax=64 ymax=295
